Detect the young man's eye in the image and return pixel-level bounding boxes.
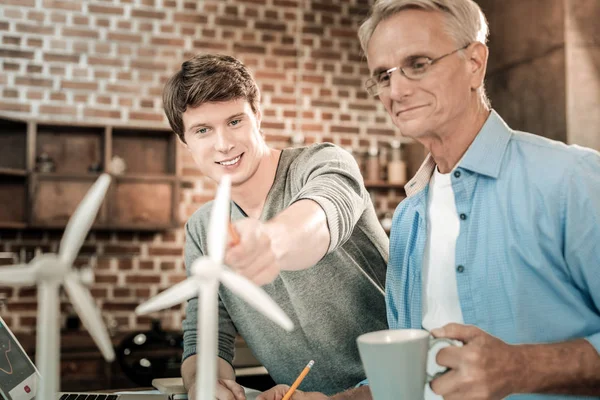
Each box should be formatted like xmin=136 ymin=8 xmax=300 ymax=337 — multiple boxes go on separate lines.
xmin=195 ymin=127 xmax=208 ymax=135
xmin=229 ymin=119 xmax=241 ymax=126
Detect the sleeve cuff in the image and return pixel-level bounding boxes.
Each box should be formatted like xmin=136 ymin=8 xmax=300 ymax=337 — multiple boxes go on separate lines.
xmin=296 ymin=195 xmax=339 ymax=253
xmin=181 ymin=348 xmax=235 ymax=371
xmin=584 ymin=332 xmax=600 ymax=356
xmin=182 ymin=346 xmax=196 ymax=363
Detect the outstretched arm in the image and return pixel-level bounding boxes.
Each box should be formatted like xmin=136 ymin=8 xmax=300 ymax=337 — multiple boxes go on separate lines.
xmin=226 ymin=200 xmax=330 ymax=284
xmin=226 ymin=145 xmax=369 ymax=285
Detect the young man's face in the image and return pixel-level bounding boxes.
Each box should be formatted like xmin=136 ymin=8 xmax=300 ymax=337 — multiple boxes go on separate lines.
xmin=366 ymin=9 xmax=475 ymax=139
xmin=182 ymin=99 xmax=267 ymax=186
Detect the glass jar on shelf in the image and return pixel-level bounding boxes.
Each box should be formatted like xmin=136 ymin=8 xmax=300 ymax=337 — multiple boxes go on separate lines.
xmin=387 ymin=140 xmax=407 ymax=184
xmin=379 ymin=145 xmax=389 ymax=182
xmin=366 ymin=145 xmax=380 ymax=182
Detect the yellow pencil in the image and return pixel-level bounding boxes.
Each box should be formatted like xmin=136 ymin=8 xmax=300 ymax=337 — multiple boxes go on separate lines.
xmin=282 ymin=360 xmax=314 ymax=400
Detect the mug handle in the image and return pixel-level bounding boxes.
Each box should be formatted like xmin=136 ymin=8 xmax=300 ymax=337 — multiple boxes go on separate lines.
xmin=426 ymin=337 xmax=460 ymax=383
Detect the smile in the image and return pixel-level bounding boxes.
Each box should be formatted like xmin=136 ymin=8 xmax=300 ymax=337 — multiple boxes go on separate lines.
xmin=216 ymin=153 xmax=243 ymax=166
xmin=396 ymin=105 xmax=427 ymax=115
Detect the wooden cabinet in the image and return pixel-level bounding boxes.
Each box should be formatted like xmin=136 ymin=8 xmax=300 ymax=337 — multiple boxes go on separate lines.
xmin=0 ymin=118 xmax=30 ymax=229
xmin=0 ymin=119 xmax=28 ymax=171
xmin=108 ymin=176 xmax=178 ymax=230
xmin=0 ymin=115 xmax=180 ymax=230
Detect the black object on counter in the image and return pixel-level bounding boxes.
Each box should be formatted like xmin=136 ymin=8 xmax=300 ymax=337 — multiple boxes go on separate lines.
xmin=116 ymin=320 xmax=183 ymax=387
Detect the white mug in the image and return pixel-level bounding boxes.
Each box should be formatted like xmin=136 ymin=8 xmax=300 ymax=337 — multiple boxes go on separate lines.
xmin=357 ymin=329 xmax=459 ymax=400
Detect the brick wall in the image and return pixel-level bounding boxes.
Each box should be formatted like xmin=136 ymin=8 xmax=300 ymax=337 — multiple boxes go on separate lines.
xmin=0 ymin=0 xmax=408 ymax=335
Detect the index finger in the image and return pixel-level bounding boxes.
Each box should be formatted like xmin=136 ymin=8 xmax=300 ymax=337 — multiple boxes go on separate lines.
xmin=432 ymin=323 xmax=482 ymax=343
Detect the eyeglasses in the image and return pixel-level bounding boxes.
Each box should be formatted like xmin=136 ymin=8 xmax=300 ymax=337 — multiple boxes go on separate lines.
xmin=365 ymin=44 xmax=471 ymax=97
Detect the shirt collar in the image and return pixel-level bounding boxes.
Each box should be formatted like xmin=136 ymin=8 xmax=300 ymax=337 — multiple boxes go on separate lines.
xmin=459 ymin=110 xmax=512 ymax=179
xmin=405 ymin=153 xmax=436 ymax=198
xmin=404 ymin=110 xmax=513 ymax=198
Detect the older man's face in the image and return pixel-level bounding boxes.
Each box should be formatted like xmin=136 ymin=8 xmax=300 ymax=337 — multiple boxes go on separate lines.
xmin=366 ymin=9 xmax=474 ymax=139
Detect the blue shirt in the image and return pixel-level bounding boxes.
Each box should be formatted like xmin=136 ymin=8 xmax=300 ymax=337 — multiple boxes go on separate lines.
xmin=387 ymin=111 xmax=600 ymax=400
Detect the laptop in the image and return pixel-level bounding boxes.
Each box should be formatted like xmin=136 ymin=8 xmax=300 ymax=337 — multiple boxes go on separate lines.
xmin=0 ymin=317 xmax=167 ymax=400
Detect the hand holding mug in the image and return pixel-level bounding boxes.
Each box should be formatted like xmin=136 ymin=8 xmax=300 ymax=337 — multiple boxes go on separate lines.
xmin=429 ymin=323 xmax=526 ymax=400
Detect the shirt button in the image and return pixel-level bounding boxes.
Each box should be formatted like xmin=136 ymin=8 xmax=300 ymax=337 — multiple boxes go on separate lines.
xmin=457 ymin=265 xmax=465 ymax=273
xmin=454 ymin=171 xmax=461 ymax=178
xmin=460 ymin=213 xmax=467 ymax=220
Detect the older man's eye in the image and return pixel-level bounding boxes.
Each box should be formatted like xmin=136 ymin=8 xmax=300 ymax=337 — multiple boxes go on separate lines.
xmin=377 ymin=72 xmax=391 ymax=84
xmin=409 ymin=58 xmax=430 ymax=71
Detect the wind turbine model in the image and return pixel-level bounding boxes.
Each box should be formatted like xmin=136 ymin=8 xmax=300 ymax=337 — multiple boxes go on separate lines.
xmin=0 ymin=174 xmax=115 ymax=400
xmin=136 ymin=175 xmax=294 ymax=400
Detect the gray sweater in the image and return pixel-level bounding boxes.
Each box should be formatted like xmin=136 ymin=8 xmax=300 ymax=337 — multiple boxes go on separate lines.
xmin=182 ymin=143 xmax=389 ymax=395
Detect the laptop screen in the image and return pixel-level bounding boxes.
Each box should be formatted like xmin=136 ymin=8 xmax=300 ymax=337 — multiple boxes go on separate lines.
xmin=0 ymin=317 xmax=39 ymax=400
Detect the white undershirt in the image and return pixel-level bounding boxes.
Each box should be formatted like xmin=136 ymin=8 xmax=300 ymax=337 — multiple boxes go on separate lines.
xmin=422 ymin=167 xmax=464 ymax=400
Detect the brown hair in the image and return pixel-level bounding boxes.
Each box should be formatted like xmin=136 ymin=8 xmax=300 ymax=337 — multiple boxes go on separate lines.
xmin=163 ymin=54 xmax=261 ymax=143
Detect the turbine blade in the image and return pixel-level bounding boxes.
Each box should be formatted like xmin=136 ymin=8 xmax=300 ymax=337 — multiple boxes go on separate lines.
xmin=207 ymin=175 xmax=231 ymax=264
xmin=135 ymin=278 xmax=198 ymax=315
xmin=220 ymin=269 xmax=294 ymax=331
xmin=63 ymin=276 xmax=115 ymax=362
xmin=0 ymin=264 xmax=37 ymax=285
xmin=59 ymin=174 xmax=111 ymax=266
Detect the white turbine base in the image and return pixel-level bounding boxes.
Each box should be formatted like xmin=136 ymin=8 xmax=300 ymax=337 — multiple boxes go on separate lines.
xmin=36 ymin=281 xmax=60 ymax=400
xmin=195 ymin=279 xmax=219 ymax=400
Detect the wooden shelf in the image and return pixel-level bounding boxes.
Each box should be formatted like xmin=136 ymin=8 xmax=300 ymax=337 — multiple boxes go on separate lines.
xmin=32 ymin=172 xmax=178 ymax=182
xmin=0 ymin=168 xmax=27 ymax=177
xmin=33 ymin=172 xmax=102 ymax=180
xmin=0 ymin=222 xmax=27 ymax=229
xmin=364 ymin=180 xmax=406 ymax=189
xmin=0 ymin=118 xmax=28 ymax=171
xmin=29 ymin=222 xmax=106 ymax=230
xmin=0 ymin=115 xmax=180 ymax=231
xmin=112 ymin=127 xmax=175 ymax=175
xmin=115 ymin=174 xmax=178 ymax=182
xmin=36 ymin=124 xmax=104 ymax=175
xmin=26 ymin=222 xmax=180 ymax=231
xmin=107 ymin=223 xmax=180 ymax=231
xmin=0 ymin=175 xmax=27 ymax=227
xmin=108 ymin=179 xmax=178 ymax=228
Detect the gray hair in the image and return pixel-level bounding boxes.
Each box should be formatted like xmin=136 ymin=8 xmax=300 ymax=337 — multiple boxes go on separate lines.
xmin=358 ymin=0 xmax=489 ymax=52
xmin=358 ymin=0 xmax=490 ymax=108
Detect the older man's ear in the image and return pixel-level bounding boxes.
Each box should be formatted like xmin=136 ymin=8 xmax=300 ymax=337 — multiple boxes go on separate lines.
xmin=467 ymin=41 xmax=489 ymax=91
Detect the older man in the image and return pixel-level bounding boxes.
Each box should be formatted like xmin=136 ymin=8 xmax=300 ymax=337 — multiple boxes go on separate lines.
xmin=359 ymin=1 xmax=600 ymax=400
xmin=261 ymin=1 xmax=600 ymax=400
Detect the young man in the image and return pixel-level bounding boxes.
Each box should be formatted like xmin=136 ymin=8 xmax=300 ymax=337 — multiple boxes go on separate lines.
xmin=360 ymin=1 xmax=600 ymax=400
xmin=162 ymin=54 xmax=389 ymax=400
